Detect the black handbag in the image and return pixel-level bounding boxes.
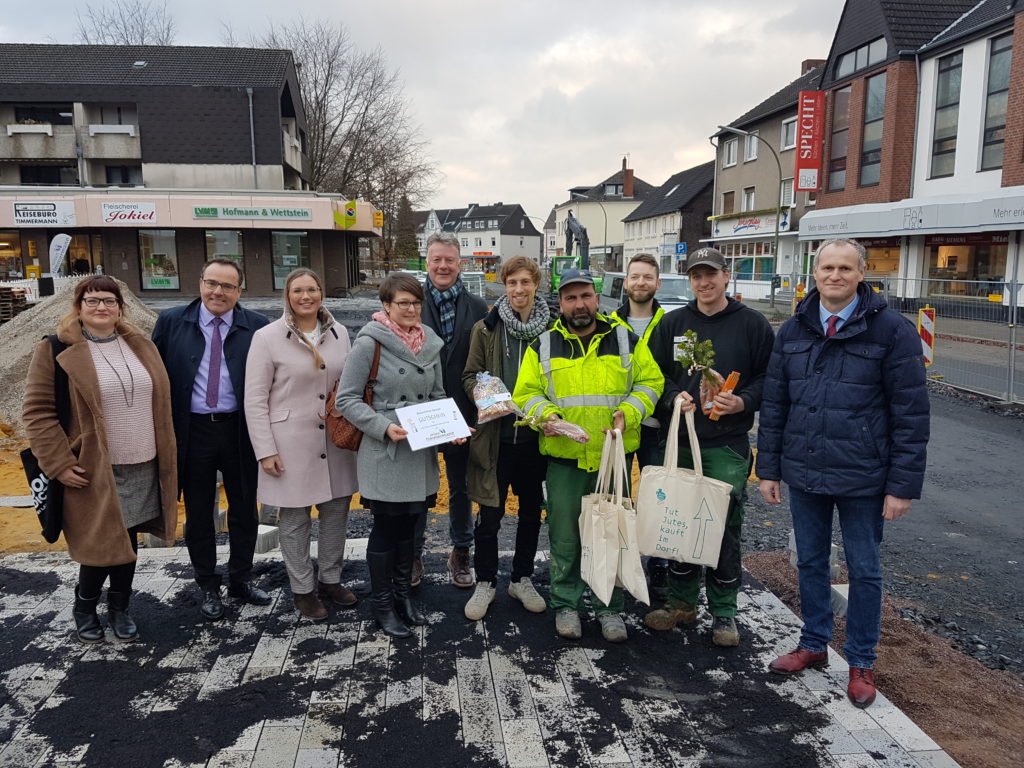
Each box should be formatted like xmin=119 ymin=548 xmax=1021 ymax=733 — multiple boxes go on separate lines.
xmin=20 ymin=335 xmax=70 ymax=544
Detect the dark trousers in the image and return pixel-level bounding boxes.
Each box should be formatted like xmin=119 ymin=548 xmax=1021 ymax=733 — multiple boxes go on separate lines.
xmin=415 ymin=441 xmax=474 ymax=556
xmin=473 ymin=441 xmax=547 ymax=585
xmin=78 ymin=525 xmax=142 ymax=597
xmin=183 ymin=414 xmax=259 ymax=590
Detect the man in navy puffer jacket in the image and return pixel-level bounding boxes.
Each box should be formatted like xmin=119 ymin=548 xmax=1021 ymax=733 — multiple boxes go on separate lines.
xmin=757 ymin=238 xmax=929 ymax=709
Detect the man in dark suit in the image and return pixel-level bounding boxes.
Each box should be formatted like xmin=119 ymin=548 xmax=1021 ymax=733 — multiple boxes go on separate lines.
xmin=152 ymin=258 xmax=271 ymax=620
xmin=418 ymin=231 xmax=488 ymax=588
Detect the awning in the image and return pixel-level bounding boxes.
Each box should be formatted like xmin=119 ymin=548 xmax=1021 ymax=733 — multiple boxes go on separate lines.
xmin=798 ymin=190 xmax=1024 ymax=240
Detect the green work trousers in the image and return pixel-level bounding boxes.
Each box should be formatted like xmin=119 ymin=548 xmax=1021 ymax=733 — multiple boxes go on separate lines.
xmin=661 ymin=443 xmax=751 ymax=618
xmin=545 ymin=459 xmax=628 ymax=615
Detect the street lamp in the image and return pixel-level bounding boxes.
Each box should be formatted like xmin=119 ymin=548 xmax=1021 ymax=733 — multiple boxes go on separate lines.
xmin=571 ymin=192 xmax=608 ymax=270
xmin=717 ymin=125 xmax=787 ymax=302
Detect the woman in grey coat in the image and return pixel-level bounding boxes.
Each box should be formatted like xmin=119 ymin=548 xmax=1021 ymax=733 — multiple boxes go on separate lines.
xmin=336 ymin=273 xmax=450 ymax=638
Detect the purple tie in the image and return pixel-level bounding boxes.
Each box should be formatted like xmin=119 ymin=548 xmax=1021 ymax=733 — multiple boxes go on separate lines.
xmin=826 ymin=315 xmax=840 ymax=338
xmin=206 ymin=317 xmax=224 ymax=409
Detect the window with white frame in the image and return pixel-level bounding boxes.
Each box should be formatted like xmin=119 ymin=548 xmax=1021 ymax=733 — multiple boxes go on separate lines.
xmin=744 ymin=131 xmax=759 ymax=161
xmin=781 ymin=178 xmax=794 ymax=207
xmin=723 ymin=138 xmax=738 ymax=167
xmin=781 ymin=118 xmax=797 ymax=150
xmin=461 ymin=238 xmax=469 ymax=247
xmin=742 ymin=187 xmax=756 ymax=211
xmin=474 ymin=237 xmax=482 ymax=247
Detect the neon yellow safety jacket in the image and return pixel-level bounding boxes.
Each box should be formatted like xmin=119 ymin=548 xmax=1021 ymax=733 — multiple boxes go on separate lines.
xmin=512 ymin=316 xmax=664 ymax=472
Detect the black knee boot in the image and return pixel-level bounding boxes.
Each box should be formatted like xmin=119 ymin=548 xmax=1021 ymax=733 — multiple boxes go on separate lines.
xmin=107 ymin=590 xmax=138 ymax=641
xmin=393 ymin=539 xmax=427 ymax=626
xmin=367 ymin=549 xmax=412 ymax=638
xmin=73 ymin=585 xmax=105 ymax=644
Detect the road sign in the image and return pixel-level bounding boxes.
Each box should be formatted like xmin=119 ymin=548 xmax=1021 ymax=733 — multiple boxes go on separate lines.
xmin=918 ymin=305 xmax=935 ymax=367
xmin=675 ymin=242 xmax=688 ymax=255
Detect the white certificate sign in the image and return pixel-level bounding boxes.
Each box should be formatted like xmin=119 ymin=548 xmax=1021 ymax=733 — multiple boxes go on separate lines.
xmin=396 ymin=397 xmax=470 ymax=451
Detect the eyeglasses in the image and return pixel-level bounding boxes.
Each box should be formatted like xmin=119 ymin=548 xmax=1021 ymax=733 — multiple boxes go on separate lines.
xmin=202 ymin=279 xmax=240 ymax=292
xmin=391 ymin=300 xmax=423 ymax=310
xmin=82 ymin=297 xmax=119 ymax=308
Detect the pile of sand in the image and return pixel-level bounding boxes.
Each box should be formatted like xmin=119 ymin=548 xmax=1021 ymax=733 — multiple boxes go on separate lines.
xmin=0 ymin=278 xmax=158 ymax=437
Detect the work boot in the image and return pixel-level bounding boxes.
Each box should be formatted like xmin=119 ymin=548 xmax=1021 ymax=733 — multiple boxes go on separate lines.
xmin=508 ymin=577 xmax=546 ymax=613
xmin=393 ymin=539 xmax=427 ymax=627
xmin=555 ymin=609 xmax=582 ymax=640
xmin=847 ymin=667 xmax=877 ymax=708
xmin=410 ymin=557 xmax=424 ymax=588
xmin=644 ymin=599 xmax=698 ymax=631
xmin=447 ymin=547 xmax=473 ymax=588
xmin=711 ymin=616 xmax=740 ymax=647
xmin=648 ymin=559 xmax=669 ymax=603
xmin=367 ymin=549 xmax=412 ymax=639
xmin=107 ymin=590 xmax=138 ymax=642
xmin=293 ymin=592 xmax=328 ymax=621
xmin=464 ymin=581 xmax=496 ymax=621
xmin=72 ymin=585 xmax=104 ymax=644
xmin=768 ymin=647 xmax=829 ymax=675
xmin=317 ymin=581 xmax=357 ymax=608
xmin=599 ymin=614 xmax=628 ymax=643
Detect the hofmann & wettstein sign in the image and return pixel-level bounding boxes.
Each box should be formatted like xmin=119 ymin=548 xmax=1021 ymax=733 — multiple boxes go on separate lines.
xmin=193 ymin=206 xmax=312 ymax=221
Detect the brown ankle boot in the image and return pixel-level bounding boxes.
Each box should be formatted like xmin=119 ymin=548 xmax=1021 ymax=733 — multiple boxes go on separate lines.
xmin=293 ymin=591 xmax=327 ymax=621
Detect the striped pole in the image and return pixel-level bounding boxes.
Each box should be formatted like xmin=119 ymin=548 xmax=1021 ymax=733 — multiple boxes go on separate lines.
xmin=918 ymin=304 xmax=935 ymax=367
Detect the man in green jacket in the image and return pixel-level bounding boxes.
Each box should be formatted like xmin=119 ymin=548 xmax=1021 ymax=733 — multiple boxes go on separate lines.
xmin=514 ymin=269 xmax=663 ymax=642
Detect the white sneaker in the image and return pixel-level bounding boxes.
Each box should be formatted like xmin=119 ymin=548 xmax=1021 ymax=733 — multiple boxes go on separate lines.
xmin=508 ymin=577 xmax=546 ymax=613
xmin=555 ymin=609 xmax=582 ymax=639
xmin=464 ymin=582 xmax=496 ymax=620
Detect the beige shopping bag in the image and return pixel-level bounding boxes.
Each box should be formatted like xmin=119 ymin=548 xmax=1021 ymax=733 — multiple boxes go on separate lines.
xmin=636 ymin=405 xmax=733 ymax=568
xmin=579 ymin=430 xmax=624 ymax=606
xmin=611 ymin=432 xmax=650 ymax=605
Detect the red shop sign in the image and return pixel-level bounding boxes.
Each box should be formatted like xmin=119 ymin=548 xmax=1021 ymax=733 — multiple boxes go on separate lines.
xmin=794 ymin=91 xmax=825 ymax=192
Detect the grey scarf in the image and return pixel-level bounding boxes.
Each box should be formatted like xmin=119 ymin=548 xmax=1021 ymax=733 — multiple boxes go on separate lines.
xmin=496 ymin=294 xmax=550 ymax=341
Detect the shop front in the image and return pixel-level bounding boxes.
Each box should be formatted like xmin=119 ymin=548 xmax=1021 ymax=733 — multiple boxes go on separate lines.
xmin=0 ymin=190 xmax=381 ymax=297
xmin=702 ymin=209 xmax=798 ymax=298
xmin=925 ymin=232 xmax=1009 ymax=299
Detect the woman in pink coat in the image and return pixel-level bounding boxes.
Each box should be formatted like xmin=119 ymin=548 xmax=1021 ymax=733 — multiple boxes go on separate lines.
xmin=245 ymin=268 xmax=358 ymax=620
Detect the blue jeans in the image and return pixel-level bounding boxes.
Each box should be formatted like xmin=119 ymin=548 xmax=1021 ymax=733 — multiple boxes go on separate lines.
xmin=789 ymin=489 xmax=885 ymax=669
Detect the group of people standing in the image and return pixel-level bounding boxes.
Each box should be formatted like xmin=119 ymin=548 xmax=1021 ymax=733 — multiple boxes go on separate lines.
xmin=23 ymin=234 xmax=927 ymax=710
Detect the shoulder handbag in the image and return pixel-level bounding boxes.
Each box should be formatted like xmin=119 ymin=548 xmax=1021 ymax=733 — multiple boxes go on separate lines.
xmin=20 ymin=335 xmax=70 ymax=544
xmin=325 ymin=340 xmax=380 ymax=451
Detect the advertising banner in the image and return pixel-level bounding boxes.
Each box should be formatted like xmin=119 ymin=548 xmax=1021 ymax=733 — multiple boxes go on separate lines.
xmin=101 ymin=201 xmax=157 ymax=225
xmin=14 ymin=201 xmax=77 ymax=227
xmin=794 ymin=91 xmax=825 ymax=192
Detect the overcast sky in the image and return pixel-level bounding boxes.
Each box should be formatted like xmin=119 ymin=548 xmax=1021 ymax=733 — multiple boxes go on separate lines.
xmin=1 ymin=0 xmax=844 ymax=223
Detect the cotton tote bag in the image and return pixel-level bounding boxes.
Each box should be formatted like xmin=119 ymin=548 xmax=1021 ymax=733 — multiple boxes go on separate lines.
xmin=579 ymin=430 xmax=625 ymax=606
xmin=636 ymin=405 xmax=733 ymax=568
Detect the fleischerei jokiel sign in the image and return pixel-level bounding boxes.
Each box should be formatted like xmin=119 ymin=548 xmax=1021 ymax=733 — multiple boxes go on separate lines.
xmin=193 ymin=206 xmax=312 ymax=221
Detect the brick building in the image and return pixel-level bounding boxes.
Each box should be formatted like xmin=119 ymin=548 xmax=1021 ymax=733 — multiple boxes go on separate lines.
xmin=801 ymin=0 xmax=1024 ymax=305
xmin=0 ymin=44 xmax=380 ymax=297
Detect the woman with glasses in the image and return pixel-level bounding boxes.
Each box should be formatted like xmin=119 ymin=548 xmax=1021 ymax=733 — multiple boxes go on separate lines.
xmin=245 ymin=268 xmax=358 ymax=621
xmin=336 ymin=273 xmax=457 ymax=638
xmin=23 ymin=276 xmax=178 ymax=643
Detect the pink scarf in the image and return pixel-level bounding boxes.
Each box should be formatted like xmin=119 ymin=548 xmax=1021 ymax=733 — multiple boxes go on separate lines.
xmin=373 ymin=310 xmax=425 ymax=355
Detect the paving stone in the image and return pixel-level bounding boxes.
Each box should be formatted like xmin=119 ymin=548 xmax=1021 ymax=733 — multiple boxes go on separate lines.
xmin=910 ymin=749 xmax=963 ymax=768
xmin=852 ymin=728 xmax=919 ymax=765
xmin=294 ymin=748 xmax=339 ymax=768
xmin=206 ymin=751 xmax=255 ymax=768
xmin=251 ymin=724 xmax=302 ymax=768
xmin=868 ymin=703 xmax=941 ymax=752
xmin=500 ymin=718 xmax=548 ymax=768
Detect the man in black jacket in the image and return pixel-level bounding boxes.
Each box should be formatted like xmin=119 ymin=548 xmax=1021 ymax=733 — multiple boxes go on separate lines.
xmin=646 ymin=247 xmax=775 ymax=646
xmin=152 ymin=259 xmax=271 ymax=620
xmin=418 ymin=232 xmax=488 ymax=588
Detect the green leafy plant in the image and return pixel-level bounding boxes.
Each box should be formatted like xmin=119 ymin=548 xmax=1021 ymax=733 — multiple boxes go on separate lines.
xmin=674 ymin=330 xmax=718 ymax=385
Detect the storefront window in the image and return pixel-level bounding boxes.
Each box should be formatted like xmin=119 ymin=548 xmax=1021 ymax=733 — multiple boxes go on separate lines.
xmin=271 ymin=231 xmax=310 ymax=290
xmin=926 ymin=233 xmax=1008 ymax=297
xmin=138 ymin=229 xmax=180 ymax=290
xmin=0 ymin=231 xmax=22 ymax=278
xmin=205 ymin=230 xmax=246 ymax=289
xmin=718 ymin=241 xmax=775 ymax=279
xmin=860 ymin=238 xmax=900 ymax=278
xmin=65 ymin=234 xmax=103 ymax=274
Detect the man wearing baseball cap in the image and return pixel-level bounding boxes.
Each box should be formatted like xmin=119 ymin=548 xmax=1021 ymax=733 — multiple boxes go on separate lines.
xmin=645 ymin=247 xmax=775 ymax=646
xmin=514 ymin=268 xmax=663 ymax=643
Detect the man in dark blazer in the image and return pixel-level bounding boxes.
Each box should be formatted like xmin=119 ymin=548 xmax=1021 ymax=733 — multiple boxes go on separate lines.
xmin=152 ymin=258 xmax=271 ymax=620
xmin=418 ymin=231 xmax=488 ymax=588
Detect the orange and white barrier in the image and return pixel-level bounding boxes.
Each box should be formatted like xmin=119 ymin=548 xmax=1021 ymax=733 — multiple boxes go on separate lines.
xmin=918 ymin=305 xmax=935 ymax=367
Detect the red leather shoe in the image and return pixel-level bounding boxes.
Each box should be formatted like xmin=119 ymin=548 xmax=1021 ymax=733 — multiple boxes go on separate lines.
xmin=768 ymin=647 xmax=829 ymax=675
xmin=847 ymin=667 xmax=877 ymax=708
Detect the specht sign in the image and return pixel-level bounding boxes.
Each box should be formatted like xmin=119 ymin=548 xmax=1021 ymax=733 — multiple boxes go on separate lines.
xmin=794 ymin=90 xmax=825 ymax=192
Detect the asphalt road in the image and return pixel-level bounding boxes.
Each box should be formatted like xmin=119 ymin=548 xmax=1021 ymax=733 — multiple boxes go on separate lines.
xmin=745 ymin=386 xmax=1024 ymax=676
